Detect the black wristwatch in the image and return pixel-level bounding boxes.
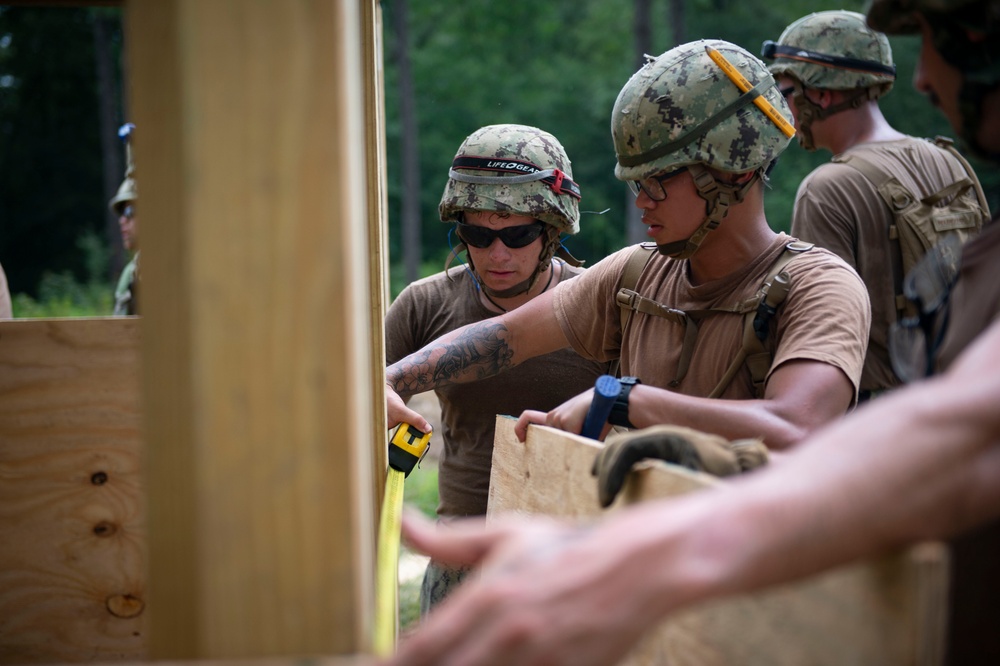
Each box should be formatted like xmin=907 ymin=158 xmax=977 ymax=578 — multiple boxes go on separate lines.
xmin=608 ymin=376 xmax=641 ymax=428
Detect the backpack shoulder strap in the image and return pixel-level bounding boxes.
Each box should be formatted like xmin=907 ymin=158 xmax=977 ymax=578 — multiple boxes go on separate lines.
xmin=933 ymin=135 xmax=991 ymax=221
xmin=609 ymin=243 xmax=657 ymax=377
xmin=708 ymin=241 xmax=814 ymax=399
xmin=616 ymin=243 xmax=657 ymax=331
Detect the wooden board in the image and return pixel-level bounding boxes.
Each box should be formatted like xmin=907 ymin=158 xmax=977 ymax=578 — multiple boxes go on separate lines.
xmin=488 ymin=416 xmax=948 ymax=666
xmin=0 ymin=318 xmax=144 ymax=663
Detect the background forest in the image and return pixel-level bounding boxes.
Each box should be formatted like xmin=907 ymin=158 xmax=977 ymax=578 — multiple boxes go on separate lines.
xmin=1 ymin=1 xmax=997 ymax=315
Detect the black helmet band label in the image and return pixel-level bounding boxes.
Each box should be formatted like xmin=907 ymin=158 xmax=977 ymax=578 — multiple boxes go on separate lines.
xmin=450 ymin=156 xmax=581 ymax=199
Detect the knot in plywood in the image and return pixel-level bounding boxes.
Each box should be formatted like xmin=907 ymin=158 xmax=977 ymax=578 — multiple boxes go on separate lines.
xmin=106 ymin=593 xmax=144 ymax=618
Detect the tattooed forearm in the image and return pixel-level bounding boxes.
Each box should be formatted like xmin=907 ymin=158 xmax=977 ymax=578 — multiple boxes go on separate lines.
xmin=387 ymin=320 xmax=515 ymax=395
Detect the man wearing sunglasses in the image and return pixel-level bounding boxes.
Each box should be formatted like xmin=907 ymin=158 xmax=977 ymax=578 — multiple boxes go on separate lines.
xmin=389 ymin=41 xmax=868 ymax=454
xmin=110 ymin=123 xmax=139 ymax=316
xmin=764 ymin=10 xmax=989 ymax=399
xmin=384 ymin=124 xmax=608 ymax=612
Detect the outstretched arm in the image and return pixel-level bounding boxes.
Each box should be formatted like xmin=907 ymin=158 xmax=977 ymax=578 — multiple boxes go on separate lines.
xmin=516 ymin=358 xmax=852 ymax=449
xmin=391 ymin=319 xmax=1000 ymax=666
xmin=385 ymin=290 xmax=569 ymax=428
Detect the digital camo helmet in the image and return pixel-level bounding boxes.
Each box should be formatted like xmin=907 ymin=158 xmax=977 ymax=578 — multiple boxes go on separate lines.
xmin=108 ymin=123 xmax=137 ymax=215
xmin=764 ymin=11 xmax=896 ymax=150
xmin=867 ymin=0 xmax=1000 ymax=160
xmin=440 ymin=123 xmax=583 ymax=297
xmin=612 ymin=39 xmax=794 ymax=258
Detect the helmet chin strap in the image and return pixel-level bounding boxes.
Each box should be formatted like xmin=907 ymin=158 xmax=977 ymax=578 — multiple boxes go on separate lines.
xmin=657 ymin=164 xmax=760 ymax=260
xmin=789 ymin=80 xmax=883 ymax=151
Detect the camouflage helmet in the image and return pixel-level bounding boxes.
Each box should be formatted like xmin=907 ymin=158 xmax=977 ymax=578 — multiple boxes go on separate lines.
xmin=440 ymin=124 xmax=584 ymax=298
xmin=612 ymin=39 xmax=793 ymax=182
xmin=108 ymin=123 xmax=137 ymax=215
xmin=613 ymin=40 xmax=795 ymax=259
xmin=763 ymin=11 xmax=896 ymax=94
xmin=439 ymin=123 xmax=581 ymax=235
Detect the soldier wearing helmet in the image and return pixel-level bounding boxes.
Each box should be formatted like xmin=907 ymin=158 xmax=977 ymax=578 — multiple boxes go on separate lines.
xmin=387 ymin=40 xmax=870 ymax=460
xmin=763 ymin=10 xmax=988 ymax=399
xmin=384 ymin=124 xmax=608 ymax=612
xmin=110 ymin=123 xmax=139 ymax=316
xmin=384 ymin=18 xmax=1000 ymax=666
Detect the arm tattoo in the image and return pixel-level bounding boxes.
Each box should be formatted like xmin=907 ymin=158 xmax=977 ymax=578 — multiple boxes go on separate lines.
xmin=387 ymin=320 xmax=515 ymax=395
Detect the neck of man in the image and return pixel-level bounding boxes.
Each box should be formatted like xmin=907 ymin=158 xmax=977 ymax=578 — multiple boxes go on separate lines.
xmin=482 ymin=260 xmax=560 ymax=313
xmin=818 ymin=99 xmax=906 ymax=155
xmin=687 ymin=201 xmax=776 ymax=286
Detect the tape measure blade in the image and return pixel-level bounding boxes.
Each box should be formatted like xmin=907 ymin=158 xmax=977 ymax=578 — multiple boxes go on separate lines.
xmin=373 ymin=468 xmax=405 ymax=656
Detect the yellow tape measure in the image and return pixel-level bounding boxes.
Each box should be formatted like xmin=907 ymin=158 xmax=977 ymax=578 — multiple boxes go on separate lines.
xmin=373 ymin=424 xmax=431 ymax=657
xmin=374 ymin=467 xmax=405 ymax=657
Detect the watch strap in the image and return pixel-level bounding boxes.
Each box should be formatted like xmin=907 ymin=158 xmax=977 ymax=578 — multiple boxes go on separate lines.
xmin=608 ymin=377 xmax=641 ymax=428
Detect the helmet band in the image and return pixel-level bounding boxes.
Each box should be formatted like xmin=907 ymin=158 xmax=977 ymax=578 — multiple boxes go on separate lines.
xmin=617 ymin=75 xmax=774 ymax=169
xmin=761 ymin=41 xmax=896 ymax=78
xmin=449 ymin=156 xmax=581 ymax=199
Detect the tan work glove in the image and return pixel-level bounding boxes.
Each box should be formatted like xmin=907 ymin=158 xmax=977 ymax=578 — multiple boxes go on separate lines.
xmin=591 ymin=425 xmax=768 ymax=508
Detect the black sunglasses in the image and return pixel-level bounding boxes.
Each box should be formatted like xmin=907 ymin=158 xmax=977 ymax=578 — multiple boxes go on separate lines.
xmin=455 ymin=220 xmax=546 ymax=249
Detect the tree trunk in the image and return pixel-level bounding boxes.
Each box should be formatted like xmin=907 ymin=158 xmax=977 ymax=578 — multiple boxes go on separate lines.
xmin=393 ymin=0 xmax=422 ymax=284
xmin=92 ymin=11 xmax=125 ymax=279
xmin=670 ymin=0 xmax=686 ymax=48
xmin=626 ymin=0 xmax=653 ymax=246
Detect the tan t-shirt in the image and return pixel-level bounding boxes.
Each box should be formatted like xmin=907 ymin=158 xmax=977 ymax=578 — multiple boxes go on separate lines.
xmin=791 ymin=137 xmax=977 ymax=393
xmin=385 ymin=263 xmax=607 ymax=518
xmin=553 ymin=233 xmax=869 ymax=402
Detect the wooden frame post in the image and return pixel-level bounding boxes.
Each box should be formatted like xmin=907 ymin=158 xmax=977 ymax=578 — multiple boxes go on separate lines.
xmin=128 ymin=0 xmax=382 ymax=658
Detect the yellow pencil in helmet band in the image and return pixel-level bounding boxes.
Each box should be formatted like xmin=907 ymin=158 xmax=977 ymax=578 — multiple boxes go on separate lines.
xmin=705 ymin=45 xmax=796 ymax=139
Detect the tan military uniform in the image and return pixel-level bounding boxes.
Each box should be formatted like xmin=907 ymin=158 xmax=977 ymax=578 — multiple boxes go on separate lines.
xmin=553 ymin=233 xmax=870 ymax=406
xmin=792 ymin=137 xmax=976 ymax=394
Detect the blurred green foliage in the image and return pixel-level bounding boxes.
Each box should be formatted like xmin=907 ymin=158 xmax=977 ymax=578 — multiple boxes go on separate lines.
xmin=403 ymin=461 xmax=440 ymax=520
xmin=11 ymin=229 xmax=115 ymax=317
xmin=1 ymin=2 xmax=997 ymax=308
xmin=382 ymin=0 xmax=999 ymax=297
xmin=0 ymin=7 xmax=123 ymax=299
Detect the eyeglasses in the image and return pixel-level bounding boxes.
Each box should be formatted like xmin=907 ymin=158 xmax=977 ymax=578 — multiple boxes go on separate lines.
xmin=627 ymin=166 xmax=687 ymax=202
xmin=778 ymin=85 xmax=796 ymax=98
xmin=121 ymin=204 xmax=135 ymax=220
xmin=455 ymin=220 xmax=545 ymax=249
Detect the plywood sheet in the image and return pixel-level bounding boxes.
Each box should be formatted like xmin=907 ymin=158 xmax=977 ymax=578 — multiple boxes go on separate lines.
xmin=489 ymin=416 xmax=948 ymax=666
xmin=0 ymin=318 xmax=144 ymax=663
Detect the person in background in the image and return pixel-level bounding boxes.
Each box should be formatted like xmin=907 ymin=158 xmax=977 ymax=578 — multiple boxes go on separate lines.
xmin=764 ymin=10 xmax=989 ymax=399
xmin=110 ymin=123 xmax=139 ymax=316
xmin=383 ymin=4 xmax=1000 ymax=663
xmin=384 ymin=124 xmax=607 ymax=613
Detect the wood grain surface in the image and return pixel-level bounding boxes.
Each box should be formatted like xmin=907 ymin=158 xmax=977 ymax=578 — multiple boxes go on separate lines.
xmin=0 ymin=318 xmax=144 ymax=663
xmin=489 ymin=416 xmax=948 ymax=666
